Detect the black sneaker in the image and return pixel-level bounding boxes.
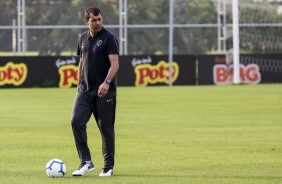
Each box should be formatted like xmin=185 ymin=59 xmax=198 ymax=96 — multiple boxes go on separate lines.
xmin=72 ymin=162 xmax=95 ymax=176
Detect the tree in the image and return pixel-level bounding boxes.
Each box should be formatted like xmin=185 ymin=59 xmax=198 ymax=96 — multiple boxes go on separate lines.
xmin=25 ymin=0 xmax=119 ymax=55
xmin=126 ymin=0 xmax=218 ymax=55
xmin=0 ymin=0 xmax=17 ymax=51
xmin=239 ymin=4 xmax=282 ymax=53
xmin=2 ymin=0 xmax=281 ymax=55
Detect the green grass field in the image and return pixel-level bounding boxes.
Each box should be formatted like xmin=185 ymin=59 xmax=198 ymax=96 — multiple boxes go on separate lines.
xmin=0 ymin=85 xmax=282 ymax=184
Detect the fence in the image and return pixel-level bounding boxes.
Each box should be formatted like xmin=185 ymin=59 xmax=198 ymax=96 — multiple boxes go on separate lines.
xmin=0 ymin=0 xmax=281 ymax=56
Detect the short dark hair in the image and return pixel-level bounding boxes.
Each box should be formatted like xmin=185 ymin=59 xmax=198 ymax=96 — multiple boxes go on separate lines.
xmin=85 ymin=7 xmax=102 ymax=21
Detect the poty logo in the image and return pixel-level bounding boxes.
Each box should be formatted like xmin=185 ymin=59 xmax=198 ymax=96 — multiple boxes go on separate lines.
xmin=58 ymin=65 xmax=78 ymax=88
xmin=97 ymin=40 xmax=103 ymax=47
xmin=0 ymin=62 xmax=28 ymax=86
xmin=134 ymin=61 xmax=179 ymax=86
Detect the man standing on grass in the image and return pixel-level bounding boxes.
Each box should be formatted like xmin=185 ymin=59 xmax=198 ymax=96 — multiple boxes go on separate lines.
xmin=71 ymin=7 xmax=119 ymax=177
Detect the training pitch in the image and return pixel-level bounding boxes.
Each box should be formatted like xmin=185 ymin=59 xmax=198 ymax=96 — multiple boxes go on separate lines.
xmin=0 ymin=84 xmax=281 ymax=184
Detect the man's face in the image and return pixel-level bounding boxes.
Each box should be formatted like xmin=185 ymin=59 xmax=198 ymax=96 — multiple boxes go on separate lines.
xmin=86 ymin=13 xmax=103 ymax=34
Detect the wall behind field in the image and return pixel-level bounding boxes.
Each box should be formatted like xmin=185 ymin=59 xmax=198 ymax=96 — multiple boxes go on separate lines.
xmin=0 ymin=54 xmax=281 ymax=88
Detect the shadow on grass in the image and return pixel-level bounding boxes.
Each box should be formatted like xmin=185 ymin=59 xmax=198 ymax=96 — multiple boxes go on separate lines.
xmin=62 ymin=171 xmax=282 ymax=180
xmin=112 ymin=174 xmax=282 ymax=180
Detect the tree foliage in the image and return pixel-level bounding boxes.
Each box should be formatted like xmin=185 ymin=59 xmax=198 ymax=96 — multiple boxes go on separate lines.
xmin=25 ymin=0 xmax=118 ymax=55
xmin=0 ymin=0 xmax=17 ymax=51
xmin=0 ymin=0 xmax=281 ymax=55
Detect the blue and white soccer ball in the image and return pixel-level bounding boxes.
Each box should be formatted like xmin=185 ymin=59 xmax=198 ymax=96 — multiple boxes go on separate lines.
xmin=45 ymin=159 xmax=66 ymax=178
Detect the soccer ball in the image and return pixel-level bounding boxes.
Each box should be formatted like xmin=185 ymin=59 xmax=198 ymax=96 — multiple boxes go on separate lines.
xmin=45 ymin=159 xmax=66 ymax=178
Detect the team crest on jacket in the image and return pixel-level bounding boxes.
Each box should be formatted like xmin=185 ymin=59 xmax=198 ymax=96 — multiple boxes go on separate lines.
xmin=97 ymin=40 xmax=103 ymax=47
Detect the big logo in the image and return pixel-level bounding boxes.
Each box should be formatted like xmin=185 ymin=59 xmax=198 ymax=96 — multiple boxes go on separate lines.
xmin=134 ymin=61 xmax=179 ymax=86
xmin=213 ymin=64 xmax=261 ymax=84
xmin=0 ymin=62 xmax=28 ymax=86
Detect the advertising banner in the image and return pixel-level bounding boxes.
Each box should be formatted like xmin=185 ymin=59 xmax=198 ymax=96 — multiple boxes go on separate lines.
xmin=0 ymin=55 xmax=196 ymax=88
xmin=198 ymin=54 xmax=282 ymax=85
xmin=118 ymin=55 xmax=196 ymax=86
xmin=1 ymin=54 xmax=281 ymax=88
xmin=0 ymin=56 xmax=78 ymax=88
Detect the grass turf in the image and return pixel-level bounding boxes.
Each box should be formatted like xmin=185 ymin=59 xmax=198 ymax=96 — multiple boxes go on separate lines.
xmin=0 ymin=84 xmax=281 ymax=184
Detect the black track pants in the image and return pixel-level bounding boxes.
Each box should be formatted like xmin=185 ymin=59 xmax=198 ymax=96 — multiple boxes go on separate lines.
xmin=71 ymin=90 xmax=116 ymax=169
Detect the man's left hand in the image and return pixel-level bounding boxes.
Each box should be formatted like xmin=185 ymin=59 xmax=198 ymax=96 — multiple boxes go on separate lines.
xmin=98 ymin=82 xmax=109 ymax=97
